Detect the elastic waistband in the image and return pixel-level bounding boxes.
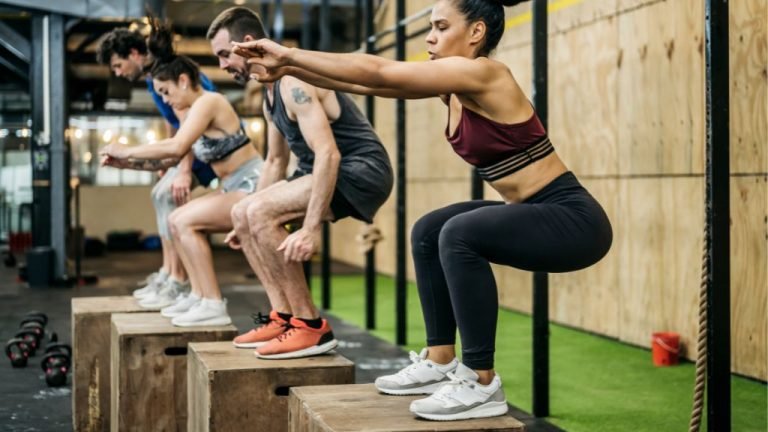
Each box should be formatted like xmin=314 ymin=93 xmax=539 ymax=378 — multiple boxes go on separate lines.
xmin=477 ymin=137 xmax=554 ymax=182
xmin=523 ymin=171 xmax=586 ymax=204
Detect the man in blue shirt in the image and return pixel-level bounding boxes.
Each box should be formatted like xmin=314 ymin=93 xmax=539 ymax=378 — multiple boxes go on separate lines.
xmin=98 ymin=28 xmax=217 ymax=300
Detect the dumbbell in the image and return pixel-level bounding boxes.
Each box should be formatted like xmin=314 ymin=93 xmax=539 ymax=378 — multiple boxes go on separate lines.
xmin=40 ymin=351 xmax=71 ymax=387
xmin=5 ymin=338 xmax=33 ymax=367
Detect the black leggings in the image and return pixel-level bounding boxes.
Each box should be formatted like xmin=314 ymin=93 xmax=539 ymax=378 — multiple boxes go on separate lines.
xmin=412 ymin=172 xmax=612 ymax=370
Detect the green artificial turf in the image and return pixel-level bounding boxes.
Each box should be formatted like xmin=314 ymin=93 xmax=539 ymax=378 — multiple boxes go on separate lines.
xmin=312 ymin=274 xmax=767 ymax=432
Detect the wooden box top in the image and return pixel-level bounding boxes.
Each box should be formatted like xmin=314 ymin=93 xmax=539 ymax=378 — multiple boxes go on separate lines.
xmin=189 ymin=341 xmax=355 ymax=372
xmin=291 ymin=384 xmax=525 ymax=432
xmin=111 ymin=313 xmax=237 ymax=336
xmin=72 ymin=296 xmax=152 ymax=315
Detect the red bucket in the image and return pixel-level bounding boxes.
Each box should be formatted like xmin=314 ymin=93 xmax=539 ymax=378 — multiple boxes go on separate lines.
xmin=652 ymin=332 xmax=680 ymax=366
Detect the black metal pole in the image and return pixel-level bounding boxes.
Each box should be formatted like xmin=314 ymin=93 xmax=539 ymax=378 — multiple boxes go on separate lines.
xmin=365 ymin=246 xmax=376 ymax=329
xmin=364 ymin=0 xmax=377 ymax=330
xmin=705 ymin=0 xmax=731 ymax=430
xmin=394 ymin=0 xmax=407 ymax=345
xmin=75 ymin=181 xmax=81 ymax=283
xmin=321 ymin=223 xmax=330 ymax=308
xmin=319 ymin=0 xmax=332 ymax=310
xmin=30 ymin=15 xmax=50 ymax=249
xmin=298 ymin=0 xmax=313 ymax=292
xmin=531 ymin=0 xmax=549 ymax=418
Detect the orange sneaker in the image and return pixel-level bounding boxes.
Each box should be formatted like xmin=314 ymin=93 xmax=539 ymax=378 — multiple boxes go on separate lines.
xmin=232 ymin=311 xmax=289 ymax=348
xmin=255 ymin=317 xmax=338 ymax=359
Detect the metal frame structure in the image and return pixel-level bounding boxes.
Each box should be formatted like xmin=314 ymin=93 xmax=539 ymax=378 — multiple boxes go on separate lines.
xmin=531 ymin=0 xmax=550 ymax=418
xmin=704 ymin=0 xmax=731 ymax=429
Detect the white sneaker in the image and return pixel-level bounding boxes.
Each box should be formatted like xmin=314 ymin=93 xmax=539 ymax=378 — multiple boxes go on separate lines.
xmin=133 ymin=271 xmax=168 ymax=299
xmin=171 ymin=298 xmax=232 ymax=327
xmin=161 ymin=292 xmax=202 ymax=318
xmin=374 ymin=348 xmax=459 ymax=395
xmin=139 ymin=278 xmax=190 ymax=309
xmin=409 ymin=363 xmax=508 ymax=421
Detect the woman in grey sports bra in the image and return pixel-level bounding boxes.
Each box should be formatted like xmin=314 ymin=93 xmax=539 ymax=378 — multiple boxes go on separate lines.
xmin=101 ymin=19 xmax=263 ymax=327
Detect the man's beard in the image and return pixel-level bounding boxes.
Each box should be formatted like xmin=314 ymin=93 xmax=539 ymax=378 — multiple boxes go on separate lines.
xmin=229 ymin=68 xmax=249 ymax=86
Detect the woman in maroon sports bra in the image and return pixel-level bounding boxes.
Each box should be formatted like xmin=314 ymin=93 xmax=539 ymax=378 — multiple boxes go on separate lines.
xmin=234 ymin=0 xmax=612 ymax=421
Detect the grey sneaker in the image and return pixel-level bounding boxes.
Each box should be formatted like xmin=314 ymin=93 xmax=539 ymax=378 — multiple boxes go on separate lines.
xmin=133 ymin=271 xmax=168 ymax=299
xmin=374 ymin=348 xmax=458 ymax=395
xmin=139 ymin=278 xmax=190 ymax=309
xmin=409 ymin=363 xmax=508 ymax=421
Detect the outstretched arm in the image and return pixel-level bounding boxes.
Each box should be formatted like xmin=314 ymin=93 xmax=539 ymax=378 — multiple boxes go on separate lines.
xmin=101 ymin=94 xmax=215 ymax=161
xmin=101 ymin=155 xmax=181 ymax=171
xmin=233 ymin=39 xmax=497 ymax=98
xmin=278 ymin=66 xmax=434 ymax=99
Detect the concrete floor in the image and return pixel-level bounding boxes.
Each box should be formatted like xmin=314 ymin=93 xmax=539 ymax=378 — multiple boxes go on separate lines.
xmin=0 ymin=248 xmax=558 ymax=432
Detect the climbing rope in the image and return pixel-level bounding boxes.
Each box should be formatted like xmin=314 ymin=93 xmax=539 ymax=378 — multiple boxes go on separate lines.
xmin=688 ymin=220 xmax=709 ymax=432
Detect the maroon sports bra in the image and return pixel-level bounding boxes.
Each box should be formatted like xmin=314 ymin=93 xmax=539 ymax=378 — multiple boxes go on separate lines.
xmin=445 ymin=98 xmax=554 ymax=181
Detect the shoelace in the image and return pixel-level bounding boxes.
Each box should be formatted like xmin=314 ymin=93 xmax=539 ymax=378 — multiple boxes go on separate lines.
xmin=250 ymin=312 xmax=271 ymax=325
xmin=431 ymin=372 xmax=477 ymax=403
xmin=395 ymin=351 xmax=430 ymax=380
xmin=274 ymin=324 xmax=298 ymax=342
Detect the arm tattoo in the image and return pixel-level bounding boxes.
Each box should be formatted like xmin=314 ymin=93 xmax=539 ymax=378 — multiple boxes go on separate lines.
xmin=122 ymin=157 xmax=180 ymax=171
xmin=291 ymin=87 xmax=312 ymax=104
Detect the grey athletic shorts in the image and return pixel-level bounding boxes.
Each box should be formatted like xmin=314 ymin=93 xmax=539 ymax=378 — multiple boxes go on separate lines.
xmin=221 ymin=156 xmax=263 ymax=194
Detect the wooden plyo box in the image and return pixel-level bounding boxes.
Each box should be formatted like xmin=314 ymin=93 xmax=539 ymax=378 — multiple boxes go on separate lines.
xmin=110 ymin=313 xmax=237 ymax=432
xmin=71 ymin=296 xmax=157 ymax=432
xmin=188 ymin=342 xmax=355 ymax=432
xmin=289 ymin=384 xmax=526 ymax=432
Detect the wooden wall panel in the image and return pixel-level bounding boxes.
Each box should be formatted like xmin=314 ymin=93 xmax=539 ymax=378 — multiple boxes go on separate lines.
xmin=500 ymin=2 xmax=532 ymax=48
xmin=616 ymin=0 xmax=705 ymax=175
xmin=549 ymin=17 xmax=620 ymax=176
xmin=617 ymin=177 xmax=703 ymax=357
xmin=729 ymin=0 xmax=767 ymax=174
xmin=730 ymin=176 xmax=768 ymax=379
xmin=406 ymin=98 xmax=470 ymax=180
xmin=548 ymin=0 xmax=617 ymax=35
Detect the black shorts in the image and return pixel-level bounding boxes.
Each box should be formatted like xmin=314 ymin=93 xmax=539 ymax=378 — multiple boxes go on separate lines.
xmin=287 ymin=169 xmax=365 ymax=222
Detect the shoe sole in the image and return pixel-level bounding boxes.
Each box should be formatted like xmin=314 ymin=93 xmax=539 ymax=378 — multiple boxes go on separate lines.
xmin=411 ymin=401 xmax=509 ymax=421
xmin=161 ymin=310 xmax=187 ymax=318
xmin=160 ymin=304 xmax=198 ymax=318
xmin=172 ymin=316 xmax=232 ymax=327
xmin=233 ymin=340 xmax=269 ymax=348
xmin=255 ymin=339 xmax=338 ymax=360
xmin=376 ymin=381 xmax=446 ymax=396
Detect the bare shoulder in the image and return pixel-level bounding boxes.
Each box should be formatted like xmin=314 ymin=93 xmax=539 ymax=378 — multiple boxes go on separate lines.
xmin=199 ymin=91 xmax=230 ymax=109
xmin=281 ymin=76 xmax=322 ymax=107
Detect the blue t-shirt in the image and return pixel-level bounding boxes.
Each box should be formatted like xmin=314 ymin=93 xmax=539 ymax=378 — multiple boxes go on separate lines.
xmin=146 ymin=73 xmax=218 ymax=186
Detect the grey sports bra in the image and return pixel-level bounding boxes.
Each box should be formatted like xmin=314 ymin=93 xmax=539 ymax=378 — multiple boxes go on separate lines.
xmin=192 ymin=126 xmax=251 ymax=163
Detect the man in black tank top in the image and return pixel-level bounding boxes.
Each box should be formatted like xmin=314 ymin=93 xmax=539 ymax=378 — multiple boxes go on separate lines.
xmin=208 ymin=7 xmax=393 ymax=359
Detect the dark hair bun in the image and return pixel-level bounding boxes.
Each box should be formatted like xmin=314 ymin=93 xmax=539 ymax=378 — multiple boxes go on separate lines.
xmin=146 ymin=14 xmax=176 ymax=63
xmin=499 ymin=0 xmax=526 ymax=6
